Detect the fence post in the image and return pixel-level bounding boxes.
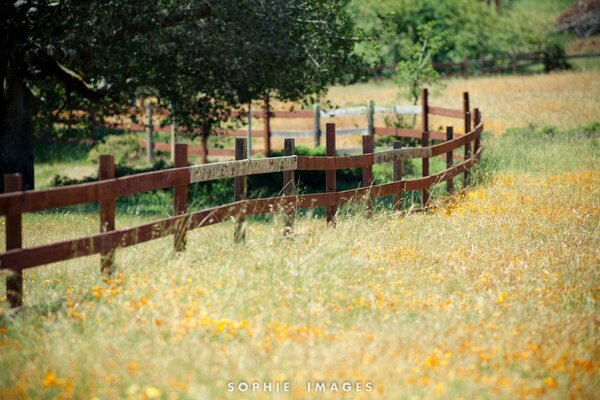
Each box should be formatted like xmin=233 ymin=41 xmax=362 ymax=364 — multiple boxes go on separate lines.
xmin=99 ymin=155 xmax=115 ymax=275
xmin=392 ymin=142 xmax=403 ymax=211
xmin=313 ymin=104 xmax=321 ymax=148
xmin=173 ymin=144 xmax=188 ymax=252
xmin=362 ymin=135 xmax=373 ymax=217
xmin=463 ymin=92 xmax=470 ymax=121
xmin=283 ymin=138 xmax=295 ymax=236
xmin=145 ymin=103 xmax=154 ymax=163
xmin=464 ymin=111 xmax=472 ymax=187
xmin=367 ymin=100 xmax=375 ymax=139
xmin=473 ymin=108 xmax=481 ymax=159
xmin=234 ymin=138 xmax=247 ymax=242
xmin=263 ymin=95 xmax=271 ymax=156
xmin=462 ymin=56 xmax=469 ymax=77
xmin=446 ymin=126 xmax=454 ymax=195
xmin=421 ymin=131 xmax=430 ymax=207
xmin=421 ymin=88 xmax=429 ymax=133
xmin=511 ymin=54 xmax=517 ymax=74
xmin=326 ymin=123 xmax=337 ymax=226
xmin=4 ymin=174 xmax=23 ymax=310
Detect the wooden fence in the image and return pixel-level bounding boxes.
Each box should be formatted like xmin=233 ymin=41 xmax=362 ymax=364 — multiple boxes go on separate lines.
xmin=1 ymin=89 xmax=483 ymax=310
xmin=109 ymin=100 xmax=425 ymax=162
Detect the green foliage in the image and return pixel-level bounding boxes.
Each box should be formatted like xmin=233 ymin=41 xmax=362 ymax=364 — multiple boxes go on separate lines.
xmin=87 ymin=135 xmax=144 ymax=166
xmin=394 ymin=22 xmax=445 ymax=105
xmin=349 ymin=0 xmax=572 ymax=72
xmin=541 ymin=34 xmax=572 ymax=72
xmin=3 ymin=1 xmax=363 ymax=141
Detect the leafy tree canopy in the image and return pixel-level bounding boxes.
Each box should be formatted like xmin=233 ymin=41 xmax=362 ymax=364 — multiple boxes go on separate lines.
xmin=1 ymin=0 xmax=362 ymax=189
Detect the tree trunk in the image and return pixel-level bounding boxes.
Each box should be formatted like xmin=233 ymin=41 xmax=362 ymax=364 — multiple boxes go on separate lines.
xmin=1 ymin=71 xmax=38 ymax=192
xmin=200 ymin=131 xmax=209 ymax=165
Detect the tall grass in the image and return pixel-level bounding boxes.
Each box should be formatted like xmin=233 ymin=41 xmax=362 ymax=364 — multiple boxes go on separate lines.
xmin=1 ymin=122 xmax=598 ymax=399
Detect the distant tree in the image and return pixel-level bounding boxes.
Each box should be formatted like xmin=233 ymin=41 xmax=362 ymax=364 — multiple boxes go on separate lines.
xmin=394 ymin=23 xmax=446 ymax=107
xmin=1 ymin=0 xmax=361 ymax=191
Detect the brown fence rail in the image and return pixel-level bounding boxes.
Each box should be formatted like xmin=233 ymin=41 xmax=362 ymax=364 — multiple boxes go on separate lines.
xmin=1 ymin=89 xmax=483 ymax=310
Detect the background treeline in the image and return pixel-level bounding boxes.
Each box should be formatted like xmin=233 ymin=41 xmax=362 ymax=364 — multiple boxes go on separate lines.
xmin=350 ymin=0 xmax=574 ymax=75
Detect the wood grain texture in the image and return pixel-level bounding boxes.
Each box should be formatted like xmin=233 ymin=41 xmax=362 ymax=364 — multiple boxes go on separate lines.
xmin=374 ymin=127 xmax=446 ymax=141
xmin=428 ymin=106 xmax=464 ymax=119
xmin=190 ymin=156 xmax=297 ymax=183
xmin=374 ymin=147 xmax=432 ymax=164
xmin=98 ymin=155 xmax=115 ymax=275
xmin=173 ymin=144 xmax=188 ymax=251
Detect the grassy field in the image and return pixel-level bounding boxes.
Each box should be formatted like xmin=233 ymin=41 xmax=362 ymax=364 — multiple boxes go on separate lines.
xmin=1 ymin=86 xmax=600 ymax=398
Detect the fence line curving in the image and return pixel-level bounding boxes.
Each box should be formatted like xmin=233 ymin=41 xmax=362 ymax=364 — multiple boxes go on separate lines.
xmin=1 ymin=89 xmax=483 ymax=310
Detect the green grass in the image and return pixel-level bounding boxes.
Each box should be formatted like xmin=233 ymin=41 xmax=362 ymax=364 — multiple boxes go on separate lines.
xmin=1 ymin=122 xmax=598 ymax=399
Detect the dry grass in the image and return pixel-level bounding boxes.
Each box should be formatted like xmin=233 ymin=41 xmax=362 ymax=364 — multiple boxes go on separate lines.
xmin=266 ymin=70 xmax=600 ymax=150
xmin=1 ymin=120 xmax=598 ymax=399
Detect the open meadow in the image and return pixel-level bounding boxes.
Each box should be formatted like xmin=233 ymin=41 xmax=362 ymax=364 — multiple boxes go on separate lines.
xmin=1 ymin=69 xmax=599 ymax=399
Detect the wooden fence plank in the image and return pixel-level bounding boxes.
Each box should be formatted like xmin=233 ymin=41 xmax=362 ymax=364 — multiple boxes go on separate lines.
xmin=326 ymin=123 xmax=337 ymax=225
xmin=4 ymin=174 xmax=23 ymax=309
xmin=283 ymin=139 xmax=295 ymax=235
xmin=392 ymin=142 xmax=403 ymax=211
xmin=362 ymin=135 xmax=373 ymax=217
xmin=99 ymin=155 xmax=116 ymax=275
xmin=464 ymin=111 xmax=472 ymax=186
xmin=234 ymin=138 xmax=247 ymax=242
xmin=428 ymin=106 xmax=465 ymax=119
xmin=374 ymin=127 xmax=446 ymax=141
xmin=446 ymin=126 xmax=455 ymax=195
xmin=190 ymin=156 xmax=297 ymax=183
xmin=173 ymin=144 xmax=188 ymax=251
xmin=422 ymin=131 xmax=431 ymax=207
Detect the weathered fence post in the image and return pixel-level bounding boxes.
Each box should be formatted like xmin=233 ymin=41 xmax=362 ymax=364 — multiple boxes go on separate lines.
xmin=367 ymin=100 xmax=375 ymax=139
xmin=145 ymin=103 xmax=154 ymax=163
xmin=326 ymin=123 xmax=337 ymax=226
xmin=283 ymin=138 xmax=296 ymax=235
xmin=463 ymin=92 xmax=471 ymax=187
xmin=263 ymin=95 xmax=271 ymax=156
xmin=464 ymin=111 xmax=472 ymax=187
xmin=234 ymin=138 xmax=247 ymax=242
xmin=473 ymin=108 xmax=481 ymax=159
xmin=446 ymin=126 xmax=454 ymax=195
xmin=392 ymin=142 xmax=403 ymax=211
xmin=4 ymin=174 xmax=23 ymax=309
xmin=463 ymin=92 xmax=470 ymax=124
xmin=173 ymin=144 xmax=188 ymax=251
xmin=313 ymin=104 xmax=321 ymax=147
xmin=99 ymin=155 xmax=115 ymax=275
xmin=421 ymin=131 xmax=431 ymax=207
xmin=362 ymin=135 xmax=373 ymax=217
xmin=421 ymin=88 xmax=429 ymax=133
